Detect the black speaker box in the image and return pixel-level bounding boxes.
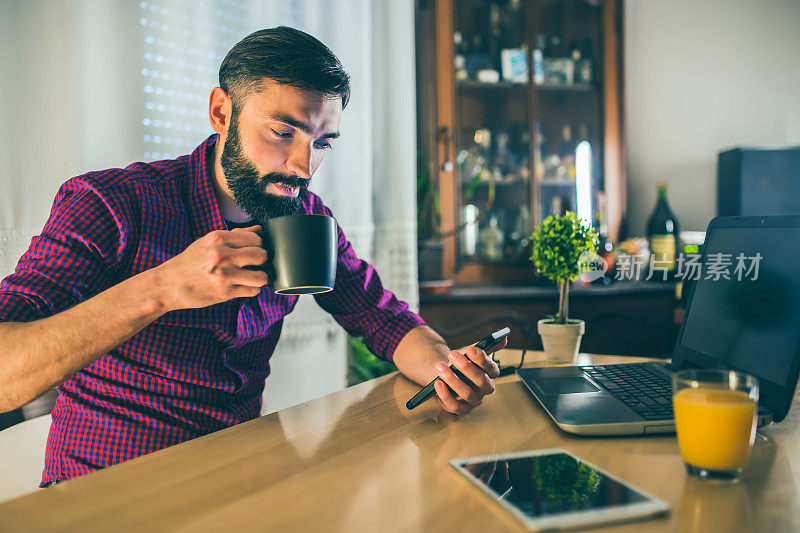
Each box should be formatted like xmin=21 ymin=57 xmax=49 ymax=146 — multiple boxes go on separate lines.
xmin=718 ymin=147 xmax=800 ymax=216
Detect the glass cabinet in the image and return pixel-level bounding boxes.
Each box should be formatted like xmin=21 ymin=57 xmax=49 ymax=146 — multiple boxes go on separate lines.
xmin=416 ymin=0 xmax=625 ymax=283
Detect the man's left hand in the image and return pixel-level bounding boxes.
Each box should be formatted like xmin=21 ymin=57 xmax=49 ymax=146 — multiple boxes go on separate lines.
xmin=433 ymin=339 xmax=506 ymax=415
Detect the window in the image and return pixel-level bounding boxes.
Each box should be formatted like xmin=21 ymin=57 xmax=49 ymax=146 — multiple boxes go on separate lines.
xmin=138 ymin=0 xmax=250 ymax=160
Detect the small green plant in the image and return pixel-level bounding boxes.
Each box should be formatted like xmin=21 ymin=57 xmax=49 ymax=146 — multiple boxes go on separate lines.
xmin=531 ymin=454 xmax=602 ymax=511
xmin=348 ymin=336 xmax=398 ymax=384
xmin=530 ymin=212 xmax=598 ymax=324
xmin=416 ymin=151 xmax=441 ymax=242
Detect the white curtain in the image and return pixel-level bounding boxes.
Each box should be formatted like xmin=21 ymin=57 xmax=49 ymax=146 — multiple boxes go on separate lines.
xmin=0 ymin=0 xmax=418 ymax=415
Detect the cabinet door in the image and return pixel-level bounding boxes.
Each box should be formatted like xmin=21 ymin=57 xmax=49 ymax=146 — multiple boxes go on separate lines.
xmin=447 ymin=0 xmax=535 ymax=282
xmin=423 ymin=0 xmax=625 ymax=282
xmin=531 ymin=0 xmax=605 ymax=231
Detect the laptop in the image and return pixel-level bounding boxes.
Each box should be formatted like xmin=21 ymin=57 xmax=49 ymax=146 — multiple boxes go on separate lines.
xmin=517 ymin=215 xmax=800 ymax=436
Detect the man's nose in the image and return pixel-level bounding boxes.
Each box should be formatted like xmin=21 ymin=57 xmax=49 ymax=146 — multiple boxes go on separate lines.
xmin=285 ymin=143 xmax=312 ymax=180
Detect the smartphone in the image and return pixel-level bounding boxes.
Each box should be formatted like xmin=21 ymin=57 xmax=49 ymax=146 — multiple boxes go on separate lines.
xmin=405 ymin=327 xmax=511 ymax=410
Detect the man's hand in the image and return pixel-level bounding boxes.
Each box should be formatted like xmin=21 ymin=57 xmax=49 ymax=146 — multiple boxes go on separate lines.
xmin=393 ymin=326 xmax=509 ymax=417
xmin=433 ymin=339 xmax=506 ymax=415
xmin=0 ymin=224 xmax=271 ymax=413
xmin=154 ymin=225 xmax=269 ymax=311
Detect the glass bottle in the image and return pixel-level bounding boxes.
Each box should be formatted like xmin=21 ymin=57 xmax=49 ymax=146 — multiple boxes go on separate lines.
xmin=558 ymin=125 xmax=575 ymax=180
xmin=595 ymin=192 xmax=615 ymax=284
xmin=454 ymin=32 xmax=468 ymax=81
xmin=647 ymin=182 xmax=680 ymax=275
xmin=478 ymin=214 xmax=505 ymax=262
xmin=533 ymin=35 xmax=545 ymax=85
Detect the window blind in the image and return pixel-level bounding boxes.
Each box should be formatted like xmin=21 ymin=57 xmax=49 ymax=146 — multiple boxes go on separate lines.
xmin=138 ymin=0 xmax=249 ymax=160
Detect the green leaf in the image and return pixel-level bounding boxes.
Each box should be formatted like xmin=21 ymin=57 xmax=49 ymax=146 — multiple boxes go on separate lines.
xmin=348 ymin=337 xmax=398 ymax=384
xmin=529 ymin=211 xmax=598 ymax=283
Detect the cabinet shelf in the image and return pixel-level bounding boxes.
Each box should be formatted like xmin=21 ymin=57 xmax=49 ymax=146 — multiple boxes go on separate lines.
xmin=457 ymin=79 xmax=528 ymax=91
xmin=463 ymin=179 xmax=530 ymax=187
xmin=461 ymin=259 xmax=532 ymax=269
xmin=539 ymin=177 xmax=576 ymax=186
xmin=456 ymin=79 xmax=598 ymax=96
xmin=536 ymin=82 xmax=599 ymax=92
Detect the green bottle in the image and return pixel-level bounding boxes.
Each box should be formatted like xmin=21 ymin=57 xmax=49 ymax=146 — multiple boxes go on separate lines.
xmin=647 ymin=182 xmax=679 ymax=275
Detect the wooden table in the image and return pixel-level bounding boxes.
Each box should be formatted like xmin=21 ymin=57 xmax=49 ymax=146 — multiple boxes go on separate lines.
xmin=1 ymin=350 xmax=799 ymax=532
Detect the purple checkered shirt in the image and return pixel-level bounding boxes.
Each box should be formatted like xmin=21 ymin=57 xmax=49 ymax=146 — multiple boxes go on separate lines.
xmin=0 ymin=134 xmax=425 ymax=485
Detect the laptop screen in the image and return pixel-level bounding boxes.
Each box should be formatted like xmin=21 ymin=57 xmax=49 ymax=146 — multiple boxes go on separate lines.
xmin=680 ymin=225 xmax=800 ymax=387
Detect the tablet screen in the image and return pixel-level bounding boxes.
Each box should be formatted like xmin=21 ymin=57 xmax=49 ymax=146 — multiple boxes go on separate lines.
xmin=454 ymin=451 xmax=650 ymax=518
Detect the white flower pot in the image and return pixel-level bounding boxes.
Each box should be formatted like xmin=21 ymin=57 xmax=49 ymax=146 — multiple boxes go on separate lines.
xmin=538 ymin=319 xmax=585 ymax=364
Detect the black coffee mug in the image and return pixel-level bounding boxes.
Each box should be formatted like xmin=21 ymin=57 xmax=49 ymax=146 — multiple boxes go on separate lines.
xmin=258 ymin=214 xmax=338 ymax=295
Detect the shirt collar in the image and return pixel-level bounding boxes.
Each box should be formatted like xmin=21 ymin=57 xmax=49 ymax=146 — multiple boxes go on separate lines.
xmin=186 ymin=133 xmax=227 ymax=241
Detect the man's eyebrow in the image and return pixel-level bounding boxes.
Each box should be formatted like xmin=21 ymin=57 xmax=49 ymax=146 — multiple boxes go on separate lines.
xmin=270 ymin=113 xmax=340 ymax=139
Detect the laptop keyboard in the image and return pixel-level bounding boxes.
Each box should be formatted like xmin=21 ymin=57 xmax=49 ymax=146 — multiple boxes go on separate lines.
xmin=579 ymin=363 xmax=674 ymax=421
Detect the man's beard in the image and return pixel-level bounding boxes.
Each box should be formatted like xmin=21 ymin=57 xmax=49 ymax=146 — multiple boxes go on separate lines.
xmin=220 ymin=112 xmax=310 ymax=225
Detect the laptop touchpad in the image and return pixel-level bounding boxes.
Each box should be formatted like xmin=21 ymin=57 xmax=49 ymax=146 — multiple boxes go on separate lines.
xmin=538 ymin=377 xmax=600 ymax=395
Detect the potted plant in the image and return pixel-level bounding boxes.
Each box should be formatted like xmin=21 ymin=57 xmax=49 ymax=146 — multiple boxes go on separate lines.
xmin=416 ymin=151 xmax=450 ymax=292
xmin=530 ymin=212 xmax=598 ymax=363
xmin=347 ymin=336 xmax=397 ymax=385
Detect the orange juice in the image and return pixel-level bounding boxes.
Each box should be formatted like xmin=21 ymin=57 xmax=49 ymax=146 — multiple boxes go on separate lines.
xmin=673 ymin=388 xmax=757 ymax=471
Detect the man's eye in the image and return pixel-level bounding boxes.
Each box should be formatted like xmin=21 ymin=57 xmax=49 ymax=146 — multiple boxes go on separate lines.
xmin=313 ymin=140 xmax=332 ymax=150
xmin=271 ymin=129 xmax=293 ymax=139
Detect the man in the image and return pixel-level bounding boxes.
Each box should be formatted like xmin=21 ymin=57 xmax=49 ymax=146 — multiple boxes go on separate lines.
xmin=0 ymin=27 xmax=505 ymax=485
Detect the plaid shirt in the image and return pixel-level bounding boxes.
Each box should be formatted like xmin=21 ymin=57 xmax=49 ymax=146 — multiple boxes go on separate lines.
xmin=0 ymin=134 xmax=424 ymax=485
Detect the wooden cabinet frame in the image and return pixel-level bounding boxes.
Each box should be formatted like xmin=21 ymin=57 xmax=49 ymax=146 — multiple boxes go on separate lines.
xmin=418 ymin=0 xmax=626 ymax=283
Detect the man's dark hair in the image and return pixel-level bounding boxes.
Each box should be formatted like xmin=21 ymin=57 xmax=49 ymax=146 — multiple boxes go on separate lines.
xmin=219 ymin=26 xmax=350 ymax=111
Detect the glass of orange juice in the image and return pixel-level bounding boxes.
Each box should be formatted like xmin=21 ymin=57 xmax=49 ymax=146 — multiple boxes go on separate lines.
xmin=673 ymin=369 xmax=759 ymax=482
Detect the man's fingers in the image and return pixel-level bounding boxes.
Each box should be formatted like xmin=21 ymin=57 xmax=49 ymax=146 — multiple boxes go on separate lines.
xmin=487 ymin=337 xmax=508 ymax=356
xmin=230 ymin=224 xmax=262 ymax=232
xmin=436 ymin=362 xmax=481 ymax=405
xmin=477 ymin=460 xmax=497 ymax=483
xmin=434 ymin=380 xmax=470 ymax=415
xmin=226 ymin=246 xmax=268 ymax=268
xmin=210 ymin=227 xmax=263 ymax=248
xmin=219 ymin=265 xmax=269 ymax=288
xmin=228 ymin=284 xmax=263 ymax=299
xmin=462 ymin=346 xmax=501 ymax=380
xmin=448 ymin=350 xmax=495 ymax=396
xmin=499 ymin=460 xmax=509 ymax=481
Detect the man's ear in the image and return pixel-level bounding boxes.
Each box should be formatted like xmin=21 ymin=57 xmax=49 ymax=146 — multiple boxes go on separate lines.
xmin=208 ymin=87 xmax=232 ymax=136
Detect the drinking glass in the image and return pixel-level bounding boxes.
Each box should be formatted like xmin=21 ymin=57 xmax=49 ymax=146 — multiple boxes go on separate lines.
xmin=673 ymin=369 xmax=759 ymax=482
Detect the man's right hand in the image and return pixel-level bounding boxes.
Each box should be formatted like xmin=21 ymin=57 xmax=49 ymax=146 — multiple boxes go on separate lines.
xmin=154 ymin=225 xmax=269 ymax=311
xmin=0 ymin=225 xmax=270 ymax=413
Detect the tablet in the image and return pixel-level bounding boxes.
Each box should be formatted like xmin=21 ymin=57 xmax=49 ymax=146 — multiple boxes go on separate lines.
xmin=450 ymin=449 xmax=670 ymax=531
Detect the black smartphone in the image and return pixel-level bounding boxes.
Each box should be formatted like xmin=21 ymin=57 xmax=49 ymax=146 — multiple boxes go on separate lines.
xmin=405 ymin=327 xmax=511 ymax=410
